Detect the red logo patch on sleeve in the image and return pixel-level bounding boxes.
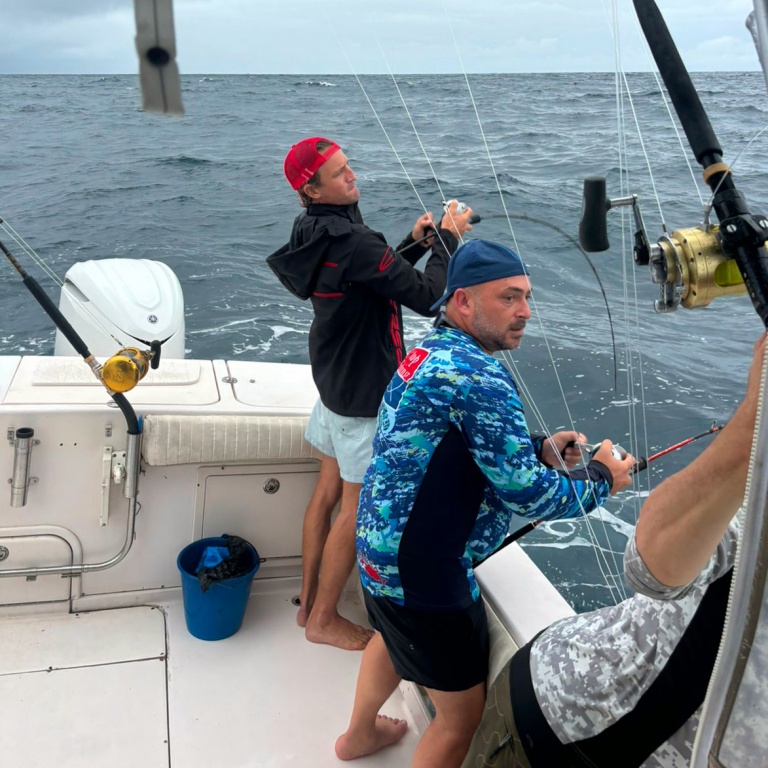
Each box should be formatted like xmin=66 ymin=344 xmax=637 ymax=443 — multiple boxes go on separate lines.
xmin=397 ymin=347 xmax=430 ymax=381
xmin=362 ymin=561 xmax=382 ymax=583
xmin=378 ymin=247 xmax=395 ymax=272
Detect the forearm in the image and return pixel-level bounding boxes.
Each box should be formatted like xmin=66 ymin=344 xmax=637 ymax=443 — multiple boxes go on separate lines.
xmin=395 ymin=231 xmax=428 ymax=266
xmin=635 ymin=400 xmax=754 ymax=587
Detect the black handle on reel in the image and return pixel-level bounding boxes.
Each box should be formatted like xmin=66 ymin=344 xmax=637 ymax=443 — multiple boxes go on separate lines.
xmin=579 ymin=176 xmax=610 ymax=253
xmin=150 ymin=339 xmax=162 ymax=370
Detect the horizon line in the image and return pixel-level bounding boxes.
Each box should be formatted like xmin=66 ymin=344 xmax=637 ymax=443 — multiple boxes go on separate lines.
xmin=0 ymin=69 xmax=761 ymax=76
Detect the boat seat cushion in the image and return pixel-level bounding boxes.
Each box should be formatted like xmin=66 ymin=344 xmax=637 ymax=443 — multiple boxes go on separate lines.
xmin=141 ymin=414 xmax=322 ymax=466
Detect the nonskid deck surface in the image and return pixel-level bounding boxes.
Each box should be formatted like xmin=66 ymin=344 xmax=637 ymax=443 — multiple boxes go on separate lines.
xmin=0 ymin=581 xmax=421 ymax=767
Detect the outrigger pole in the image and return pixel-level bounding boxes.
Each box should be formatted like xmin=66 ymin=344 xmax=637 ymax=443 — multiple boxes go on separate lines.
xmin=473 ymin=422 xmax=725 ymax=567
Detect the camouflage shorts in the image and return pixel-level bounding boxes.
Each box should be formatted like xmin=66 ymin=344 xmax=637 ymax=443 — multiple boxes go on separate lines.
xmin=461 ymin=664 xmax=532 ymax=768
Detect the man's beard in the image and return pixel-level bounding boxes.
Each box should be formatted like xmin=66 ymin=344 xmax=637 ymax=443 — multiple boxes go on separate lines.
xmin=471 ymin=305 xmax=526 ymax=353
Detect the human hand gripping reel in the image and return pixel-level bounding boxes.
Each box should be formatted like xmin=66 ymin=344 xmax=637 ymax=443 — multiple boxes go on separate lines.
xmin=398 ymin=200 xmax=482 ymax=254
xmin=442 ymin=199 xmax=482 ymax=226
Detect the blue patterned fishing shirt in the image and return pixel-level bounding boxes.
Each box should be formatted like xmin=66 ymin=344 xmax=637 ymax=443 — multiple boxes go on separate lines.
xmin=356 ymin=325 xmax=611 ymax=610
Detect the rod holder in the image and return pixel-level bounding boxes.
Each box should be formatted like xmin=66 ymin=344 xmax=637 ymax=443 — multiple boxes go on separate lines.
xmin=10 ymin=427 xmax=35 ymax=508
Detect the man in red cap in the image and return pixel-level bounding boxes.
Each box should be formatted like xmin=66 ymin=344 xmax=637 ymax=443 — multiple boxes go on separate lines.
xmin=267 ymin=137 xmax=474 ymax=651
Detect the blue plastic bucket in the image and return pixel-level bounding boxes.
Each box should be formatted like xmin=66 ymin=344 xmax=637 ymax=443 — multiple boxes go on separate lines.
xmin=177 ymin=536 xmax=260 ymax=641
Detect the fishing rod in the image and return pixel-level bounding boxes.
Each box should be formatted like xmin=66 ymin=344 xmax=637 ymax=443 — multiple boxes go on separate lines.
xmin=633 ymin=421 xmax=724 ymax=472
xmin=474 ymin=421 xmax=725 ymax=567
xmin=0 ymin=227 xmax=165 ymax=435
xmin=0 ymin=222 xmax=163 ymax=577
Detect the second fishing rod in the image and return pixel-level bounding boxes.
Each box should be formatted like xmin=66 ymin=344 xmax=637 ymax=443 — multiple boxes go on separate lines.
xmin=474 ymin=422 xmax=725 ymax=567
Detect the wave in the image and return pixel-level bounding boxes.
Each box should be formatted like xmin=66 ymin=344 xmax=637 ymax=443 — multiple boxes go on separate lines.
xmin=296 ymin=80 xmax=337 ymax=87
xmin=624 ymin=89 xmax=665 ymax=98
xmin=155 ymin=155 xmax=218 ymax=167
xmin=160 ymin=195 xmax=198 ymax=204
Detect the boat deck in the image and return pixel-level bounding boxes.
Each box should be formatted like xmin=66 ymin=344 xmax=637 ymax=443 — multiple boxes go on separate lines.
xmin=0 ymin=579 xmax=423 ymax=767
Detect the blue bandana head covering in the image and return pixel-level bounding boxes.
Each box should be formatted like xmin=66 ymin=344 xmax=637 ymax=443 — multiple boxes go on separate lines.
xmin=430 ymin=239 xmax=529 ymax=311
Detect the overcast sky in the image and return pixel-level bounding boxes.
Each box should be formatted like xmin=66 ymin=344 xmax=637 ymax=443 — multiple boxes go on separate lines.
xmin=0 ymin=0 xmax=761 ymax=74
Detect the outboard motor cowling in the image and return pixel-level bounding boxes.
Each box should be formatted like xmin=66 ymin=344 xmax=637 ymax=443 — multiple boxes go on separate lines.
xmin=54 ymin=258 xmax=185 ymax=358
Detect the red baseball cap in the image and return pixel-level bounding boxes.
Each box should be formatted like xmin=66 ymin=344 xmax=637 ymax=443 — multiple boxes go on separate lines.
xmin=283 ymin=137 xmax=341 ymax=190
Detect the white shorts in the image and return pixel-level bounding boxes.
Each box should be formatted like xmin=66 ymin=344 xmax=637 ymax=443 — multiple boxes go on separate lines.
xmin=305 ymin=399 xmax=377 ymax=483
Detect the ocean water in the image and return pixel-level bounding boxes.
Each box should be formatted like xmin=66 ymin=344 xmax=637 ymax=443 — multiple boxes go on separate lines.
xmin=0 ymin=72 xmax=765 ymax=610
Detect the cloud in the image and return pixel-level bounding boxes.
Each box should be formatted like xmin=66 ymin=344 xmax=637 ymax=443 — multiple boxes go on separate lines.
xmin=0 ymin=4 xmax=134 ymax=74
xmin=1 ymin=0 xmax=126 ymax=18
xmin=0 ymin=0 xmax=760 ymax=74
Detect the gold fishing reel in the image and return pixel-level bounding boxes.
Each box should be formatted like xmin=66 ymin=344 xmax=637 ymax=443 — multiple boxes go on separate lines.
xmin=653 ymin=225 xmax=748 ymax=310
xmin=579 ymin=176 xmax=755 ymax=314
xmin=101 ymin=347 xmax=154 ymax=393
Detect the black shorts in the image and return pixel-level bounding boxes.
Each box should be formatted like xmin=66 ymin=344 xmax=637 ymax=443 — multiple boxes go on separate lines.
xmin=363 ymin=589 xmax=489 ymax=692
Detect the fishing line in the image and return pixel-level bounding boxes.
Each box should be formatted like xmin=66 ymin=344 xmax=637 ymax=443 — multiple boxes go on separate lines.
xmin=372 ymin=36 xmax=454 ymax=227
xmin=343 ymin=2 xmax=638 ymax=604
xmin=369 ymin=35 xmax=474 ymax=243
xmin=0 ymin=217 xmax=125 ymax=349
xmin=438 ymin=0 xmax=586 ymax=431
xmin=614 ymin=53 xmax=650 ymax=516
xmin=328 ymin=23 xmax=455 ymax=257
xmin=605 ymin=0 xmax=682 ymax=510
xmin=602 ymin=0 xmax=679 ymax=228
xmin=1 ymin=218 xmax=66 ymax=288
xmin=603 ymin=1 xmax=716 ymax=496
xmin=480 ymin=206 xmax=633 ymax=587
xmin=624 ymin=1 xmax=706 ymax=211
xmin=338 ymin=15 xmax=620 ymax=597
xmin=598 ymin=0 xmax=667 ymax=519
xmin=501 ymin=350 xmax=631 ymax=604
xmin=439 ymin=10 xmax=517 ymax=249
xmin=609 ymin=0 xmax=645 ymax=511
xmin=437 ymin=0 xmax=632 ymax=602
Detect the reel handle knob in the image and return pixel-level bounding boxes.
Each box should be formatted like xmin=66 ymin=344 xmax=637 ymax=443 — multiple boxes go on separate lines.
xmin=611 ymin=444 xmax=627 ymax=461
xmin=579 ymin=176 xmax=610 ymax=252
xmin=150 ymin=339 xmax=162 ymax=370
xmin=442 ymin=199 xmax=481 ymax=226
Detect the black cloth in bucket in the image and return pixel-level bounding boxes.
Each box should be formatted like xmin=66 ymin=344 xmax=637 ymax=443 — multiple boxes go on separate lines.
xmin=196 ymin=534 xmax=257 ymax=592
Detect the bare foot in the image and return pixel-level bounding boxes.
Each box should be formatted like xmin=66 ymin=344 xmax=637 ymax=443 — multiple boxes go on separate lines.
xmin=295 ymin=591 xmax=315 ymax=628
xmin=335 ymin=715 xmax=408 ymax=761
xmin=305 ymin=612 xmax=373 ymax=651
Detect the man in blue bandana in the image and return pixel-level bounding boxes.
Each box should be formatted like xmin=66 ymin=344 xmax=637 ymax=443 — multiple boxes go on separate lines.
xmin=336 ymin=239 xmax=636 ymax=766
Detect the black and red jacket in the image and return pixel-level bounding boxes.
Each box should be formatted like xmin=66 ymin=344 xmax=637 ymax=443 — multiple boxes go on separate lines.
xmin=266 ymin=203 xmax=458 ymax=417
